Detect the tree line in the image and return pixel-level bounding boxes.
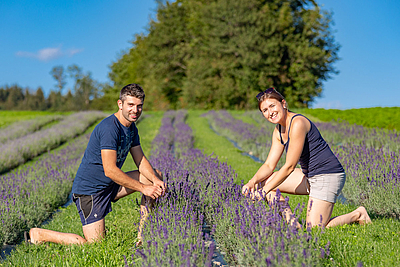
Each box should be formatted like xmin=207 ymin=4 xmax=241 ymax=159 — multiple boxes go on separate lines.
xmin=3 ymin=0 xmax=340 ymax=111
xmin=0 ymin=65 xmax=108 ymax=111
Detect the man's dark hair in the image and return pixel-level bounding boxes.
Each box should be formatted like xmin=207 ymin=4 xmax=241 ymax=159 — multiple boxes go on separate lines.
xmin=119 ymin=84 xmax=145 ymax=102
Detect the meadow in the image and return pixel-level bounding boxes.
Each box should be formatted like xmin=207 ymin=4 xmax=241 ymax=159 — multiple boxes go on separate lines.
xmin=0 ymin=108 xmax=399 ymax=266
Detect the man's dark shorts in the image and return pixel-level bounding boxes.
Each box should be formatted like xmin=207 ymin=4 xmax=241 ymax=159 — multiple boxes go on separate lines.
xmin=73 ymin=182 xmax=121 ymax=226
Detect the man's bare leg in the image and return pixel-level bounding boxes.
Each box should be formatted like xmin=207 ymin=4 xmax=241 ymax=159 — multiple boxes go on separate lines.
xmin=29 ymin=169 xmax=161 ymax=246
xmin=115 ymin=169 xmax=162 ymax=246
xmin=28 ymin=229 xmax=84 ymax=245
xmin=137 ymin=195 xmax=154 ymax=246
xmin=28 ymin=219 xmax=105 ymax=245
xmin=82 ymin=219 xmax=106 ymax=243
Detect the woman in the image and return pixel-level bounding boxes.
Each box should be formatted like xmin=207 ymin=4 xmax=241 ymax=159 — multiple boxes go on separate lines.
xmin=242 ymin=88 xmax=371 ymax=228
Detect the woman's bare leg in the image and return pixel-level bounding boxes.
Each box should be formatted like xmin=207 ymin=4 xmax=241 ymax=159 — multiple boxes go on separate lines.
xmin=254 ymin=168 xmax=372 ymax=229
xmin=326 ymin=206 xmax=371 ymax=227
xmin=306 ymin=197 xmax=371 ymax=228
xmin=306 ymin=197 xmax=334 ymax=227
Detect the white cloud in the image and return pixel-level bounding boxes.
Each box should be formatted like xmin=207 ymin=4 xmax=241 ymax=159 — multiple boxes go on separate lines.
xmin=67 ymin=48 xmax=84 ymax=56
xmin=16 ymin=46 xmax=84 ymax=61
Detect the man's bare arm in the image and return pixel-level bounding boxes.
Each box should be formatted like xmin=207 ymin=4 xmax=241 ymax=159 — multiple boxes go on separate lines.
xmin=130 ymin=145 xmax=165 ymax=191
xmin=101 ymin=149 xmax=162 ymax=199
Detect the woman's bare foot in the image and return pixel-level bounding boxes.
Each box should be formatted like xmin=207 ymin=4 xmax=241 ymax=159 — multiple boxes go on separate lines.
xmin=29 ymin=228 xmax=44 ymax=244
xmin=356 ymin=206 xmax=372 ymax=225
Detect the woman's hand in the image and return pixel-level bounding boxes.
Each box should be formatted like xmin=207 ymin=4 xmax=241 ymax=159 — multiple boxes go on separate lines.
xmin=242 ymin=181 xmax=256 ymax=197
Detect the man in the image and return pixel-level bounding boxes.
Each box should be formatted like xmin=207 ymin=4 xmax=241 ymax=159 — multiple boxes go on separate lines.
xmin=27 ymin=84 xmax=165 ymax=245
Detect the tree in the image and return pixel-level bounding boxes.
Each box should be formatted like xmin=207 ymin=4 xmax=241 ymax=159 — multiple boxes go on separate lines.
xmin=108 ymin=0 xmax=340 ymax=109
xmin=50 ymin=66 xmax=67 ymax=94
xmin=23 ymin=88 xmax=33 ymax=110
xmin=32 ymin=87 xmax=47 ymax=110
xmin=0 ymin=87 xmax=9 ymax=109
xmin=47 ymin=91 xmax=62 ymax=110
xmin=67 ymin=64 xmax=99 ymax=110
xmin=4 ymin=85 xmax=25 ymax=110
xmin=62 ymin=89 xmax=76 ymax=111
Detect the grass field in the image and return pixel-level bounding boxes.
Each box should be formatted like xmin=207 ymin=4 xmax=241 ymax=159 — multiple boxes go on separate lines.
xmin=0 ymin=111 xmax=72 ymax=128
xmin=0 ymin=108 xmax=399 ymax=266
xmin=301 ymin=107 xmax=400 ymax=131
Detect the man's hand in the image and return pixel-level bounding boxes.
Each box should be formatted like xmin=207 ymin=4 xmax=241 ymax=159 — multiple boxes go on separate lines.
xmin=153 ymin=178 xmax=166 ymax=196
xmin=142 ymin=184 xmax=164 ymax=199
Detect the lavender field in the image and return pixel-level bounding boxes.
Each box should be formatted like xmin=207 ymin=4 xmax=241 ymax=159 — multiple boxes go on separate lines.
xmin=0 ymin=111 xmax=106 ymax=245
xmin=126 ymin=110 xmax=326 ymax=266
xmin=1 ymin=109 xmax=399 ymax=266
xmin=204 ymin=110 xmax=400 ymax=219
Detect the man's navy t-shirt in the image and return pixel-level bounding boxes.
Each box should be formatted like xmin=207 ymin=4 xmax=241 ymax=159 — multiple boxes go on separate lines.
xmin=72 ymin=114 xmax=140 ymax=195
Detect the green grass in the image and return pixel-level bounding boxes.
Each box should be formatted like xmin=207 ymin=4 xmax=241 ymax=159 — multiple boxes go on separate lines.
xmin=319 ymin=218 xmax=400 ymax=266
xmin=0 ymin=111 xmax=72 ymax=128
xmin=301 ymin=107 xmax=400 ymax=130
xmin=2 ymin=196 xmax=142 ymax=266
xmin=186 ymin=110 xmax=261 ymax=184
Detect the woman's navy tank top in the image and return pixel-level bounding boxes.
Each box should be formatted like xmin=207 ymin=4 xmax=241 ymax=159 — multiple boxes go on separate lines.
xmin=278 ymin=114 xmax=344 ymax=177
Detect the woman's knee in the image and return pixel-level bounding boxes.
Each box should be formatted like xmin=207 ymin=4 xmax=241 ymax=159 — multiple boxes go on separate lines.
xmin=306 ymin=198 xmax=334 ymax=227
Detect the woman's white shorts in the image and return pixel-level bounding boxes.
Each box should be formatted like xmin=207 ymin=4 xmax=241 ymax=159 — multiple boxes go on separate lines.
xmin=307 ymin=172 xmax=346 ymax=203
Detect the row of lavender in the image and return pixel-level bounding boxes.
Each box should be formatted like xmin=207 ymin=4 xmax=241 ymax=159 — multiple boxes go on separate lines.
xmin=0 ymin=134 xmax=91 ymax=245
xmin=126 ymin=110 xmax=327 ymax=266
xmin=204 ymin=110 xmax=283 ymax=167
xmin=0 ymin=115 xmax=63 ymax=144
xmin=204 ymin=110 xmax=400 ymax=218
xmin=0 ymin=111 xmax=106 ymax=245
xmin=0 ymin=111 xmax=106 ymax=174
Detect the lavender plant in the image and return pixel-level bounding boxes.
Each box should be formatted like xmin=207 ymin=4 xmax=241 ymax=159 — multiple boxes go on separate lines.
xmin=338 ymin=145 xmax=400 ymax=218
xmin=0 ymin=115 xmax=63 ymax=144
xmin=128 ymin=110 xmax=214 ymax=266
xmin=0 ymin=133 xmax=91 ymax=245
xmin=202 ymin=110 xmax=286 ymax=168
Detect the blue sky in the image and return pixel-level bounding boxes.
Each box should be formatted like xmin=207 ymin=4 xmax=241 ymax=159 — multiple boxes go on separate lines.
xmin=1 ymin=0 xmax=399 ymax=109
